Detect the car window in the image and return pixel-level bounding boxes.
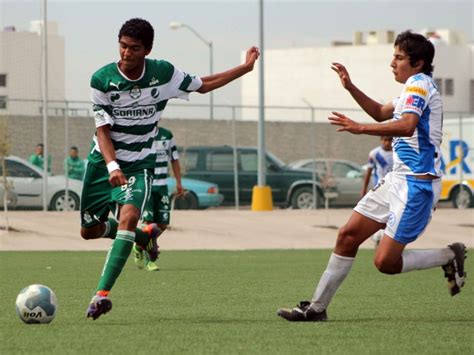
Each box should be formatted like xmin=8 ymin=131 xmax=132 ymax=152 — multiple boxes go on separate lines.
xmin=181 ymin=151 xmax=199 ymax=172
xmin=5 ymin=160 xmax=41 ymax=178
xmin=303 ymin=161 xmax=326 ymax=175
xmin=241 ymin=152 xmax=258 ymax=172
xmin=207 ymin=152 xmax=234 ymax=171
xmin=331 ymin=162 xmax=359 ymax=178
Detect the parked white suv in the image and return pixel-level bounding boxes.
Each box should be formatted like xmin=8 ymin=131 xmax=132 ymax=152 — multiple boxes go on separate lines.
xmin=0 ymin=156 xmax=83 ymax=211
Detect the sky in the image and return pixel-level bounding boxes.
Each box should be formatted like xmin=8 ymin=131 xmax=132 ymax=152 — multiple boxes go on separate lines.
xmin=0 ymin=0 xmax=473 ymax=107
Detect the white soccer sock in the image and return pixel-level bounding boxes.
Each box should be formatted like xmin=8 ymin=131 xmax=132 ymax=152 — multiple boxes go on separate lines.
xmin=311 ymin=253 xmax=355 ymax=312
xmin=401 ymin=248 xmax=455 ymax=273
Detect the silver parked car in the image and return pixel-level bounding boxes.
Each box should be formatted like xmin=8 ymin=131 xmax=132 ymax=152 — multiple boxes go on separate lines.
xmin=288 ymin=158 xmax=367 ymax=207
xmin=0 ymin=156 xmax=83 ymax=211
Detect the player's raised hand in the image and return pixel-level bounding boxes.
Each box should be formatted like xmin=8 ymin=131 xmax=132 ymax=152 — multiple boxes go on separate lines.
xmin=331 ymin=63 xmax=353 ymax=90
xmin=328 ymin=111 xmax=362 ymax=134
xmin=109 ymin=169 xmax=127 ymax=187
xmin=244 ymin=46 xmax=260 ymax=70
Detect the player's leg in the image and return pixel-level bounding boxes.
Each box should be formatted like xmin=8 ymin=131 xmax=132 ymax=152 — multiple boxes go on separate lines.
xmin=132 ymin=188 xmax=156 ymax=269
xmin=376 ymin=175 xmax=466 ymax=294
xmin=87 ymin=170 xmax=156 ymax=320
xmin=80 ymin=163 xmax=118 ymax=240
xmin=278 ymin=175 xmax=391 ymax=322
xmin=277 ymin=211 xmax=385 ymax=322
xmin=145 ymin=187 xmax=170 ymax=271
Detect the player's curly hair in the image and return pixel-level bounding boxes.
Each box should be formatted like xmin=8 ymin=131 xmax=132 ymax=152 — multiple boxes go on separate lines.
xmin=118 ymin=18 xmax=154 ymax=50
xmin=394 ymin=30 xmax=434 ymax=75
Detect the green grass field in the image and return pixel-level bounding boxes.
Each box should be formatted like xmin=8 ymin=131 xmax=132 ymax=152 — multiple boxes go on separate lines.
xmin=0 ymin=250 xmax=472 ymax=354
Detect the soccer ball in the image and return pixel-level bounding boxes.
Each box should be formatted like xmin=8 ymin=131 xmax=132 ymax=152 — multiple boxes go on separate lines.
xmin=15 ymin=284 xmax=57 ymax=324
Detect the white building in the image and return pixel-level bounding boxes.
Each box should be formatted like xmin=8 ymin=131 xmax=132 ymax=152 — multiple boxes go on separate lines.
xmin=0 ymin=21 xmax=65 ymax=115
xmin=241 ymin=29 xmax=473 ymax=122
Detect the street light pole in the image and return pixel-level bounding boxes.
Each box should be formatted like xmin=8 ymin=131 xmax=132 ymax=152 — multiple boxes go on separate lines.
xmin=170 ymin=22 xmax=214 ymax=120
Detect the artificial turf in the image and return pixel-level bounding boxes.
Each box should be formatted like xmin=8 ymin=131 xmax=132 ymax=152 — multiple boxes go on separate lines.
xmin=0 ymin=250 xmax=472 ymax=354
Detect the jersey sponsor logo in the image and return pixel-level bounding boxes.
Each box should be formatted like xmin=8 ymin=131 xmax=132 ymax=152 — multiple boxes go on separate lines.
xmin=129 ymin=85 xmax=141 ymax=99
xmin=405 ymin=86 xmax=427 ymax=96
xmin=151 ymin=88 xmax=160 ymax=99
xmin=149 ymin=77 xmax=159 ymax=86
xmin=404 ymin=95 xmax=425 ymax=110
xmin=110 ymin=92 xmax=120 ymax=102
xmin=112 ymin=104 xmax=156 ymax=119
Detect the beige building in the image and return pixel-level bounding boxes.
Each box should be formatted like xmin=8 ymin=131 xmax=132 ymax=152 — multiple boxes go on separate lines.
xmin=241 ymin=29 xmax=473 ymax=122
xmin=0 ymin=21 xmax=65 ymax=115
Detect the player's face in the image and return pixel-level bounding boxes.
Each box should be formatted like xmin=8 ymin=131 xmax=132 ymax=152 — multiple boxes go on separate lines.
xmin=381 ymin=137 xmax=392 ymax=151
xmin=390 ymin=46 xmax=423 ymax=84
xmin=118 ymin=36 xmax=151 ymax=73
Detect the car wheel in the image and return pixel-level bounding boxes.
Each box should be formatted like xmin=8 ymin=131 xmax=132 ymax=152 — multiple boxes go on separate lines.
xmin=290 ymin=186 xmax=323 ymax=209
xmin=173 ymin=192 xmax=199 ymax=210
xmin=452 ymin=186 xmax=472 ymax=209
xmin=49 ymin=191 xmax=80 ymax=211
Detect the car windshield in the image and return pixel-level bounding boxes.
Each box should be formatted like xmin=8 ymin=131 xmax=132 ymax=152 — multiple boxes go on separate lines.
xmin=266 ymin=152 xmax=285 ymax=168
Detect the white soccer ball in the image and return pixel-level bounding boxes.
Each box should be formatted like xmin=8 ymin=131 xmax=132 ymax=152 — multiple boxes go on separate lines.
xmin=15 ymin=284 xmax=58 ymax=324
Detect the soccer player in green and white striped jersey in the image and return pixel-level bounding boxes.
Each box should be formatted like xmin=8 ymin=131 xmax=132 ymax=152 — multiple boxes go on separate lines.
xmin=81 ymin=18 xmax=260 ymax=320
xmin=132 ymin=127 xmax=183 ymax=271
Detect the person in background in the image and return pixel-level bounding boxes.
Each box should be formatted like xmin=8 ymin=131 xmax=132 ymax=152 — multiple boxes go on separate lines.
xmin=133 ymin=126 xmax=184 ymax=271
xmin=64 ymin=146 xmax=85 ymax=180
xmin=29 ymin=143 xmax=51 ymax=172
xmin=361 ymin=136 xmax=393 ymax=196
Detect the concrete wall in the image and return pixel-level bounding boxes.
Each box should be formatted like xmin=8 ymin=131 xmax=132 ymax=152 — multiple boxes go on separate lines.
xmin=241 ymin=41 xmax=473 ymax=121
xmin=1 ymin=115 xmax=379 ymax=175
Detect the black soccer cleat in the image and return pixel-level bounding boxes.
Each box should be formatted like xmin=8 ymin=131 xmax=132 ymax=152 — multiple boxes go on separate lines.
xmin=442 ymin=243 xmax=467 ymax=296
xmin=277 ymin=301 xmax=328 ymax=322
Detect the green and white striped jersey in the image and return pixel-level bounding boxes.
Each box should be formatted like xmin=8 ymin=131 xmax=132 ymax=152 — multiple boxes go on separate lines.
xmin=153 ymin=127 xmax=178 ymax=187
xmin=87 ymin=59 xmax=202 ymax=172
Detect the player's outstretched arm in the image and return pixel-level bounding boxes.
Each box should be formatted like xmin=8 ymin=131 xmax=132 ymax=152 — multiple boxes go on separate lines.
xmin=197 ymin=46 xmax=260 ymax=93
xmin=328 ymin=111 xmax=419 ymax=137
xmin=331 ymin=62 xmax=394 ymax=122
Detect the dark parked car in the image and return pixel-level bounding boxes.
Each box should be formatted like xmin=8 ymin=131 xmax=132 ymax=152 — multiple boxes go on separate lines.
xmin=179 ymin=146 xmax=333 ymax=209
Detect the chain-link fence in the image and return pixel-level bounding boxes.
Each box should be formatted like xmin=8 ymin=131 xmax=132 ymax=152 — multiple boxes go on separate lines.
xmin=0 ymin=97 xmax=472 ymax=210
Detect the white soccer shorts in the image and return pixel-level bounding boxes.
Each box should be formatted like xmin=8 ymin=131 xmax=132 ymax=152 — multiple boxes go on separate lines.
xmin=354 ymin=172 xmax=441 ymax=245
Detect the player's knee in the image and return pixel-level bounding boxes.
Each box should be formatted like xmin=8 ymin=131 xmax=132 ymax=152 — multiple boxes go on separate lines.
xmin=335 ymin=225 xmax=359 ymax=253
xmin=80 ymin=227 xmax=96 ymax=240
xmin=119 ymin=209 xmax=140 ymax=228
xmin=374 ymin=255 xmax=399 ymax=275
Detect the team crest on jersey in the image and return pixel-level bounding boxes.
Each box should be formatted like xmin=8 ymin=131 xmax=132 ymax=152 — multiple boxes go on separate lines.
xmin=149 ymin=77 xmax=159 ymax=86
xmin=129 ymin=85 xmax=141 ymax=99
xmin=111 ymin=92 xmax=120 ymax=102
xmin=151 ymin=88 xmax=160 ymax=99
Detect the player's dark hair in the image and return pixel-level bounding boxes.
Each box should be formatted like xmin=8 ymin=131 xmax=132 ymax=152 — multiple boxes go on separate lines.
xmin=70 ymin=146 xmax=78 ymax=151
xmin=37 ymin=143 xmax=44 ymax=148
xmin=118 ymin=18 xmax=154 ymax=50
xmin=394 ymin=30 xmax=434 ymax=75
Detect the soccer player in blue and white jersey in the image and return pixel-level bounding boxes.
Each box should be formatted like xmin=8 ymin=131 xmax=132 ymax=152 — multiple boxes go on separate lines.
xmin=362 ymin=136 xmax=393 ymax=196
xmin=278 ymin=30 xmax=466 ymax=322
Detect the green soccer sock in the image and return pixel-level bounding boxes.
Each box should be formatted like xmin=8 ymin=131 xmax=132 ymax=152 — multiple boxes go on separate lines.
xmin=96 ymin=230 xmax=135 ymax=292
xmin=101 ymin=218 xmax=119 ymax=239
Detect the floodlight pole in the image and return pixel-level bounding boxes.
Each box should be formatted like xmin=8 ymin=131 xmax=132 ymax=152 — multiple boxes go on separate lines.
xmin=170 ymin=22 xmax=214 ymax=120
xmin=42 ymin=0 xmax=49 ymax=211
xmin=302 ymin=98 xmax=318 ymax=209
xmin=257 ymin=0 xmax=266 ymax=187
